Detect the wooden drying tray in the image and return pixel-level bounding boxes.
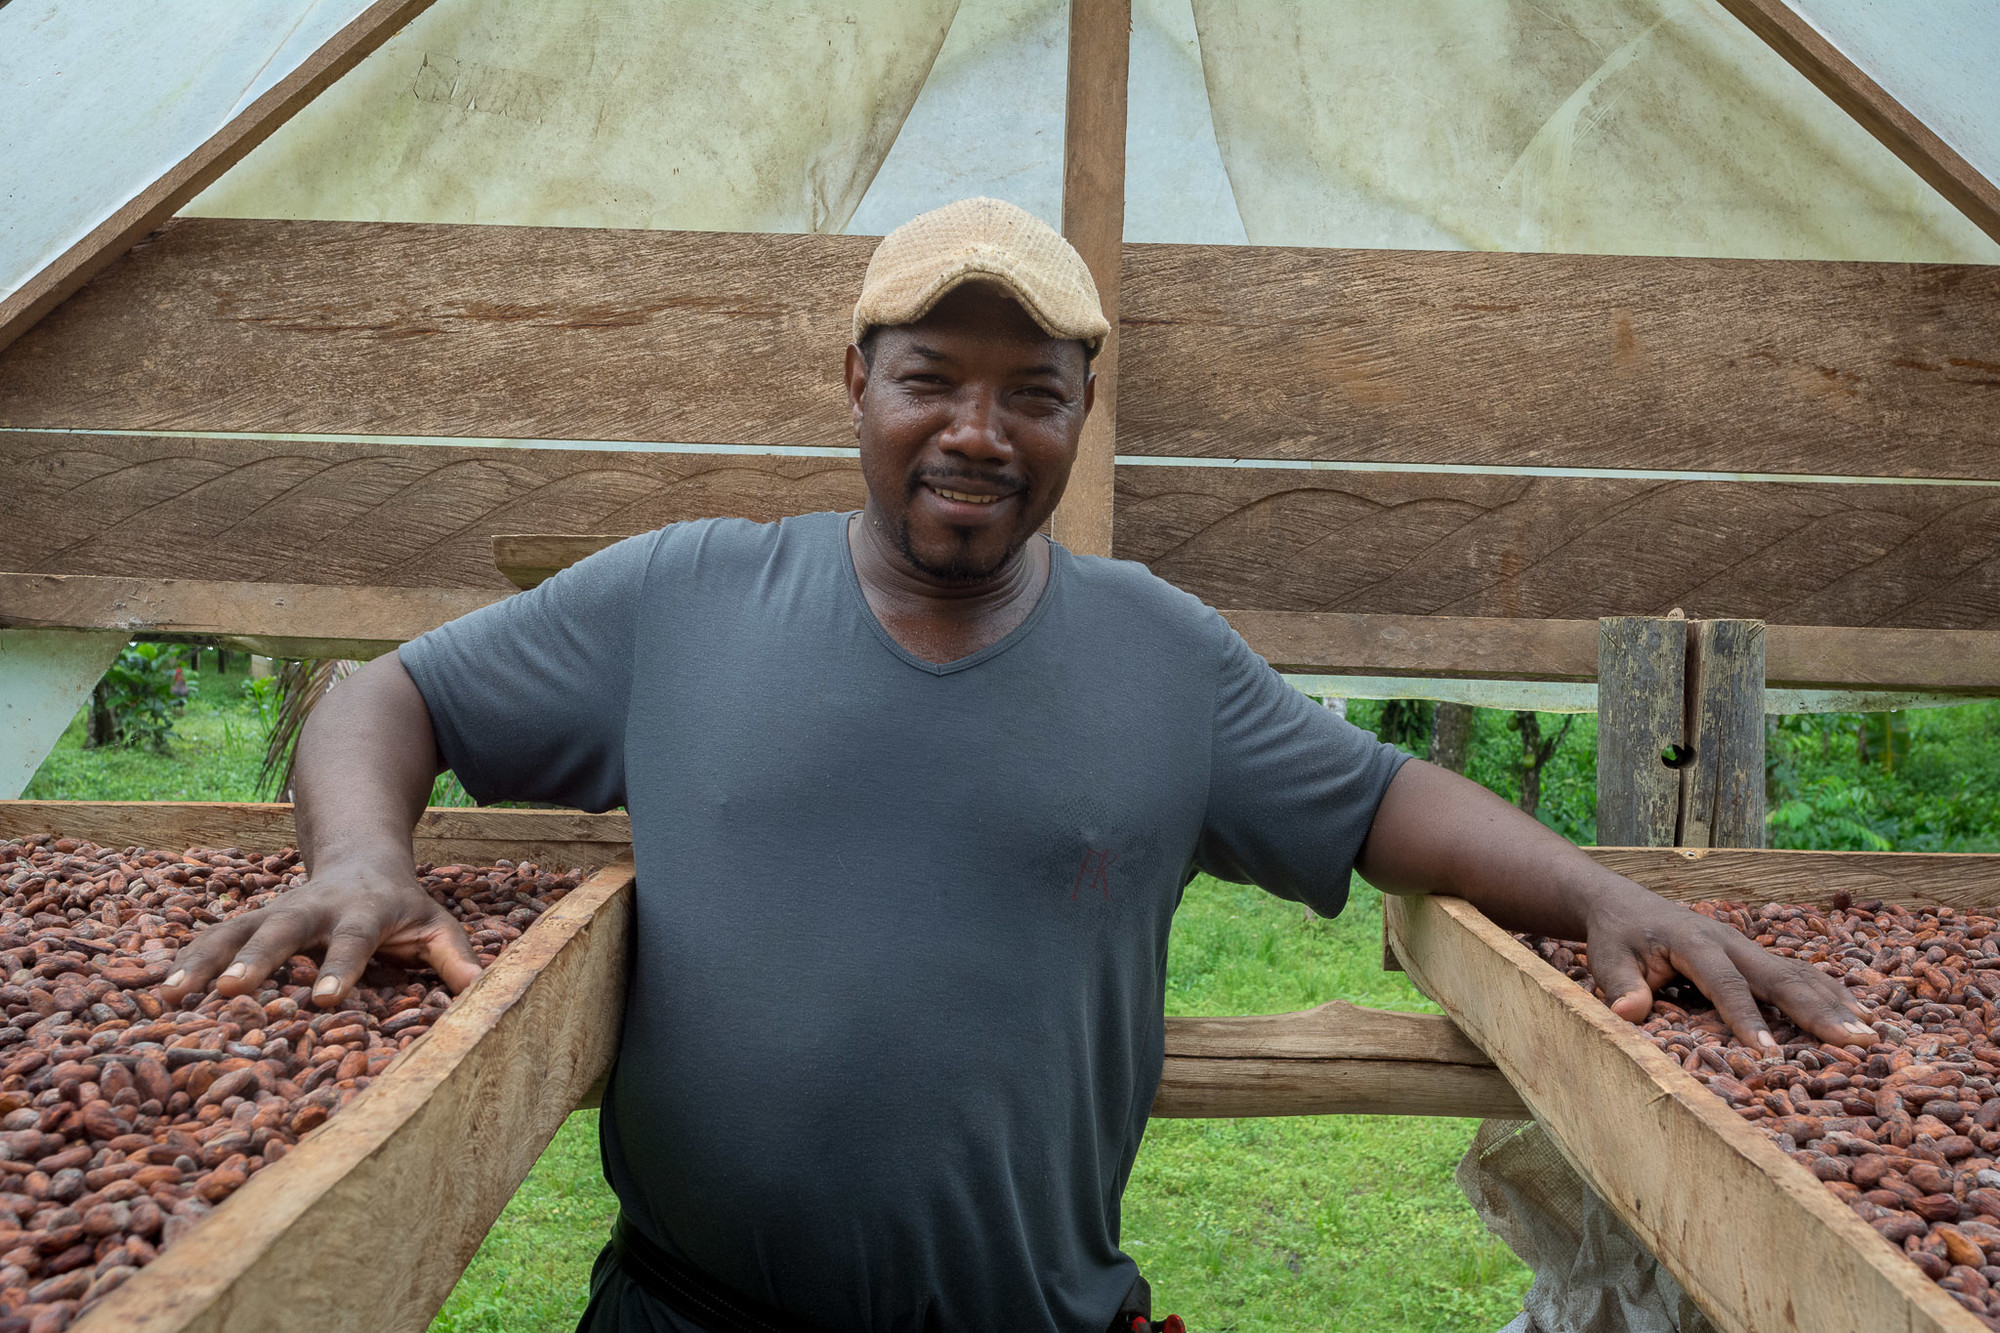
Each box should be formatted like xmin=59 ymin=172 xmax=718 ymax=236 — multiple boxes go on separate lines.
xmin=1386 ymin=846 xmax=2000 ymax=1333
xmin=0 ymin=801 xmax=1521 ymax=1331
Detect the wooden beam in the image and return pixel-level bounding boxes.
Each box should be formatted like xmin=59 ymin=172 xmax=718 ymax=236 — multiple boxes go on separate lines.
xmin=8 ymin=222 xmax=1999 ymax=481
xmin=1596 ymin=616 xmax=1687 ymax=847
xmin=1051 ymin=0 xmax=1130 ymax=557
xmin=1385 ymin=892 xmax=1982 ymax=1333
xmin=1678 ymin=620 xmax=1767 ymax=849
xmin=73 ymin=860 xmax=634 ymax=1333
xmin=1156 ymin=1000 xmax=1526 ymax=1118
xmin=1225 ymin=610 xmax=1598 ymax=680
xmin=1 ymin=431 xmax=865 ymax=595
xmin=0 ymin=573 xmax=503 ymax=660
xmin=1118 ymin=465 xmax=2000 ymax=629
xmin=1587 ymin=845 xmax=2000 ymax=911
xmin=1715 ymin=0 xmax=2000 ymax=249
xmin=0 ymin=0 xmax=440 ymax=358
xmin=0 ymin=802 xmax=632 ymax=873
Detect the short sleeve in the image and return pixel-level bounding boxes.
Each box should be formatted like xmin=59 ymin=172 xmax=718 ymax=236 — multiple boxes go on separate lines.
xmin=397 ymin=531 xmax=662 ymax=811
xmin=1193 ymin=621 xmax=1409 ymax=916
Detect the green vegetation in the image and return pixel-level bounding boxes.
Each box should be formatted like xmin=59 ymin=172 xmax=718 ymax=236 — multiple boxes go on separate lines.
xmin=23 ymin=655 xmax=2000 ymax=1328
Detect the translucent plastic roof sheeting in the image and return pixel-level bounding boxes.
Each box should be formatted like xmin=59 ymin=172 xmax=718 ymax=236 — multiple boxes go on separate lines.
xmin=187 ymin=0 xmax=960 ymax=234
xmin=848 ymin=0 xmax=1069 ymax=234
xmin=0 ymin=0 xmax=374 ymax=304
xmin=1790 ymin=0 xmax=2000 ymax=194
xmin=1191 ymin=0 xmax=2000 ymax=261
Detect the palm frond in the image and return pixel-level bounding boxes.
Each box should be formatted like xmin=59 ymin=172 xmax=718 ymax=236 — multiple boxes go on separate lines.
xmin=258 ymin=658 xmax=360 ymax=801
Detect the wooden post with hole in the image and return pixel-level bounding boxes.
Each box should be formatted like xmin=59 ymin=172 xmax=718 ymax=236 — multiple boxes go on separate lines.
xmin=1597 ymin=614 xmax=1766 ymax=850
xmin=1049 ymin=0 xmax=1129 ymax=558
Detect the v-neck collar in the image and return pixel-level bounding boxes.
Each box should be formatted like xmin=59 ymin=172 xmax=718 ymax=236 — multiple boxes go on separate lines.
xmin=835 ymin=511 xmax=1064 ymax=677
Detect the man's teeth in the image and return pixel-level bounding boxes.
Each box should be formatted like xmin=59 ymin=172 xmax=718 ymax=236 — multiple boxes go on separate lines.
xmin=932 ymin=486 xmax=1003 ymax=505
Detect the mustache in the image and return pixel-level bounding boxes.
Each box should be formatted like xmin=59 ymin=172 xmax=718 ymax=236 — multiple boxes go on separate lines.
xmin=907 ymin=467 xmax=1025 ymax=495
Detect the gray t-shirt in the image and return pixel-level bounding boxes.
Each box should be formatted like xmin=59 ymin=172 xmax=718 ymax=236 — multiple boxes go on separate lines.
xmin=400 ymin=510 xmax=1406 ymax=1332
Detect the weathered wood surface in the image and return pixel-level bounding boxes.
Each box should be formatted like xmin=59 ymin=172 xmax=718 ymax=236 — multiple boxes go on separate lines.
xmin=5 ymin=220 xmax=1998 ymax=479
xmin=1715 ymin=0 xmax=2000 ymax=249
xmin=0 ymin=1 xmax=440 ymax=358
xmin=0 ymin=221 xmax=873 ymax=445
xmin=0 ymin=573 xmax=504 ymax=661
xmin=0 ymin=802 xmax=632 ymax=873
xmin=1596 ymin=617 xmax=1687 ymax=848
xmin=1117 ymin=465 xmax=2000 ymax=628
xmin=1385 ymin=892 xmax=1984 ymax=1333
xmin=1678 ymin=620 xmax=1767 ymax=849
xmin=1 ymin=431 xmax=863 ymax=591
xmin=18 ymin=432 xmax=2000 ymax=632
xmin=1589 ymin=846 xmax=2000 ymax=911
xmin=74 ymin=859 xmax=635 ymax=1333
xmin=1049 ymin=0 xmax=1129 ymax=558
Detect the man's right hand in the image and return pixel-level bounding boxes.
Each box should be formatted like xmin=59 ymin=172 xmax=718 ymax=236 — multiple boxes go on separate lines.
xmin=160 ymin=866 xmax=485 ymax=1009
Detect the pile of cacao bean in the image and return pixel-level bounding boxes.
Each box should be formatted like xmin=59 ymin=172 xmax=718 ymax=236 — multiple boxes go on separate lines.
xmin=0 ymin=835 xmax=582 ymax=1333
xmin=1528 ymin=895 xmax=2000 ymax=1327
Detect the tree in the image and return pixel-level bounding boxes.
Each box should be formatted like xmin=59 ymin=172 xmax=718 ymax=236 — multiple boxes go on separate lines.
xmin=1510 ymin=710 xmax=1575 ymax=818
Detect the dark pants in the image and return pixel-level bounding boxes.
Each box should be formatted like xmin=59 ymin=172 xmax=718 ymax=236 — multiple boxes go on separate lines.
xmin=575 ymin=1243 xmax=711 ymax=1333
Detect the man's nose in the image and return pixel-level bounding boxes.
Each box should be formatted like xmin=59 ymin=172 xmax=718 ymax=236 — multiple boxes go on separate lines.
xmin=937 ymin=388 xmax=1009 ymax=462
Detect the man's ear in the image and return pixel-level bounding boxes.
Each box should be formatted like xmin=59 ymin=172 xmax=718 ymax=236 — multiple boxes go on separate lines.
xmin=1082 ymin=369 xmax=1097 ymax=419
xmin=845 ymin=343 xmax=869 ymax=438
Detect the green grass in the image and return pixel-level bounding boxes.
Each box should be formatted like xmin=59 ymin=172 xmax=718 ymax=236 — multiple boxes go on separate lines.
xmin=22 ymin=659 xmax=272 ymax=802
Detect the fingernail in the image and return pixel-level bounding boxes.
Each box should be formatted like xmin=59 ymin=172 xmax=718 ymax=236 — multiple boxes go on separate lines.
xmin=1756 ymin=1029 xmax=1777 ymax=1049
xmin=164 ymin=970 xmax=184 ymax=988
xmin=223 ymin=963 xmax=247 ymax=980
xmin=313 ymin=976 xmax=339 ymax=998
xmin=1845 ymin=1021 xmax=1874 ymax=1036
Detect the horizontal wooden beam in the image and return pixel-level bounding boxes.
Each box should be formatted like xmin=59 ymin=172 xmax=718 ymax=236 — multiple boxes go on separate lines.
xmin=1715 ymin=0 xmax=2000 ymax=249
xmin=4 ymin=220 xmax=1997 ymax=479
xmin=1154 ymin=998 xmax=1528 ymax=1119
xmin=77 ymin=860 xmax=634 ymax=1333
xmin=1386 ymin=893 xmax=1978 ymax=1333
xmin=1588 ymin=845 xmax=2000 ymax=911
xmin=0 ymin=802 xmax=632 ymax=873
xmin=0 ymin=0 xmax=440 ymax=358
xmin=0 ymin=572 xmax=503 ymax=660
xmin=1 ymin=431 xmax=864 ymax=595
xmin=1120 ymin=464 xmax=2000 ymax=629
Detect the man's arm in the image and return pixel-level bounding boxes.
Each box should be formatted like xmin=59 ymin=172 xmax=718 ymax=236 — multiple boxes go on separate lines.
xmin=1357 ymin=758 xmax=1876 ymax=1052
xmin=161 ymin=652 xmax=482 ymax=1009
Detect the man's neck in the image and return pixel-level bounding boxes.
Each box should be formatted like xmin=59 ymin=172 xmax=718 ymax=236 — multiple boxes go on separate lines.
xmin=847 ymin=511 xmax=1051 ymax=664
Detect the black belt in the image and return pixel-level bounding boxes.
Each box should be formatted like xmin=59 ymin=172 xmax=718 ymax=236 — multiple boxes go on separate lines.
xmin=608 ymin=1212 xmax=1182 ymax=1333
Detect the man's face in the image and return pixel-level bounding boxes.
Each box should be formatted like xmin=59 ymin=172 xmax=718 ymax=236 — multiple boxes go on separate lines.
xmin=846 ymin=282 xmax=1094 ymax=584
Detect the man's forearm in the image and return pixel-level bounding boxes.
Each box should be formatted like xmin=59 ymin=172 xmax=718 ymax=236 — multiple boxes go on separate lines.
xmin=293 ymin=652 xmax=446 ymax=879
xmin=1355 ymin=758 xmax=1643 ymax=938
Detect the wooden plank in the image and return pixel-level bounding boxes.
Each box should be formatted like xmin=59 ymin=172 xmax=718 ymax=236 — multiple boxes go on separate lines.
xmin=1385 ymin=891 xmax=1982 ymax=1333
xmin=0 ymin=431 xmax=864 ymax=592
xmin=1117 ymin=465 xmax=2000 ymax=629
xmin=1155 ymin=1000 xmax=1526 ymax=1118
xmin=1597 ymin=617 xmax=1687 ymax=847
xmin=0 ymin=221 xmax=873 ymax=445
xmin=6 ymin=222 xmax=1999 ymax=481
xmin=1587 ymin=845 xmax=2000 ymax=911
xmin=1050 ymin=0 xmax=1130 ymax=558
xmin=0 ymin=802 xmax=633 ymax=873
xmin=1715 ymin=0 xmax=2000 ymax=249
xmin=1225 ymin=610 xmax=1598 ymax=680
xmin=1678 ymin=620 xmax=1767 ymax=849
xmin=0 ymin=573 xmax=504 ymax=661
xmin=1117 ymin=244 xmax=2000 ymax=477
xmin=73 ymin=859 xmax=634 ymax=1333
xmin=0 ymin=1 xmax=440 ymax=358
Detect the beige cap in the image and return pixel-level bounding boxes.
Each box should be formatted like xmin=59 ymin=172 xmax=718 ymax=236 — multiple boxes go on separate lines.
xmin=852 ymin=197 xmax=1110 ymax=357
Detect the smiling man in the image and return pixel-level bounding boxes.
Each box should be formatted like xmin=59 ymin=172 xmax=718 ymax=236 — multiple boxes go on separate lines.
xmin=162 ymin=199 xmax=1871 ymax=1333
